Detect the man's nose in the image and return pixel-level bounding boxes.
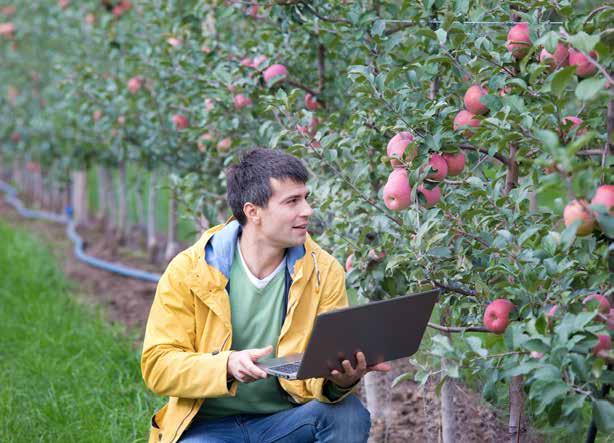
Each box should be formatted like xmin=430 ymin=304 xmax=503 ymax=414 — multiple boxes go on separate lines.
xmin=302 ymin=200 xmax=314 ymax=217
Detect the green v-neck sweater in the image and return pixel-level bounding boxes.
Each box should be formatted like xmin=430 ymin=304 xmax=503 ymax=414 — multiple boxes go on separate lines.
xmin=197 ymin=247 xmax=293 ymax=419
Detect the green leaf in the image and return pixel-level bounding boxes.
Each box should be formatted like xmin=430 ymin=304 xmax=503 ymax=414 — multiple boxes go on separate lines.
xmin=371 ymin=20 xmax=386 ymax=37
xmin=575 ymin=77 xmax=606 ymax=101
xmin=550 ymin=66 xmax=576 ymax=97
xmin=466 ymin=336 xmax=488 ymax=357
xmin=503 ymin=361 xmax=541 ymax=377
xmin=534 ymin=129 xmax=560 ymax=153
xmin=391 ymin=371 xmax=413 ymax=388
xmin=567 ymin=32 xmax=600 ymax=53
xmin=593 ymin=399 xmax=614 ymax=432
xmin=435 ymin=29 xmax=447 ymax=45
xmin=595 ymin=213 xmax=614 ymax=239
xmin=562 ymin=394 xmax=587 ymax=416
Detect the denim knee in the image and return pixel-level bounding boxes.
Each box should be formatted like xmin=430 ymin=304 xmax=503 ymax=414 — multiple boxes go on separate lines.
xmin=315 ymin=394 xmax=371 ymax=441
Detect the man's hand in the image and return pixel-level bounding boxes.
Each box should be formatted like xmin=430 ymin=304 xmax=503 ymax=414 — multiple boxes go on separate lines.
xmin=326 ymin=351 xmax=391 ymax=389
xmin=227 ymin=345 xmax=273 ymax=383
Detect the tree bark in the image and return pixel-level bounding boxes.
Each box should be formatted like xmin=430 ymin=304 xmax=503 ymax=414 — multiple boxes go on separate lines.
xmin=146 ymin=170 xmax=158 ymax=263
xmin=97 ymin=166 xmax=109 ymax=224
xmin=103 ymin=167 xmax=117 ymax=240
xmin=70 ymin=169 xmax=89 ymax=226
xmin=441 ymin=331 xmax=457 ymax=443
xmin=508 ymin=375 xmax=526 ymax=442
xmin=364 ymin=371 xmax=384 ymax=420
xmin=164 ymin=186 xmax=180 ymax=262
xmin=115 ymin=162 xmax=128 ymax=245
xmin=505 ymin=143 xmax=518 ymax=195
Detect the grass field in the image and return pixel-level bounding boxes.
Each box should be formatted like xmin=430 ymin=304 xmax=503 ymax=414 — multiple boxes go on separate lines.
xmin=0 ymin=221 xmax=163 ymax=442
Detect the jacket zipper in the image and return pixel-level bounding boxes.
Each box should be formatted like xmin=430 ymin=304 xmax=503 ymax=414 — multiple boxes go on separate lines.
xmin=169 ymin=400 xmax=196 ymax=443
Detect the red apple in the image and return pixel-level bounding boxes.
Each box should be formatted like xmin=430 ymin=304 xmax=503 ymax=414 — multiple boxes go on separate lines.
xmin=217 ymin=137 xmax=232 ymax=152
xmin=368 ymin=249 xmax=386 ymax=262
xmin=539 ymin=43 xmax=568 ymax=69
xmin=443 ymin=152 xmax=465 ymax=176
xmin=10 ymin=131 xmax=20 ymax=142
xmin=592 ymin=334 xmax=612 ymax=357
xmin=201 ymin=44 xmax=211 ymax=54
xmin=530 ymin=351 xmax=544 ymax=359
xmin=591 ymin=184 xmax=614 ymax=215
xmin=93 ymin=109 xmax=102 ymax=122
xmin=240 ymin=57 xmax=254 ymax=68
xmin=453 ymin=110 xmax=480 ymax=137
xmin=417 ymin=184 xmax=441 ymax=208
xmin=304 ymin=93 xmax=319 ymax=111
xmin=253 ymin=55 xmax=269 ymax=69
xmin=506 ymin=22 xmax=531 ymax=59
xmin=583 ymin=293 xmax=611 ymax=314
xmin=204 ymin=98 xmax=214 ymax=112
xmin=127 ymin=76 xmax=143 ymax=94
xmin=345 ymin=254 xmax=354 ymax=272
xmin=0 ymin=22 xmax=15 ymax=37
xmin=568 ymin=48 xmax=597 ymax=78
xmin=561 ymin=116 xmax=587 ymax=137
xmin=463 ymin=85 xmax=488 ymax=115
xmin=263 ymin=64 xmax=288 ymax=85
xmin=197 ymin=132 xmax=214 ymax=153
xmin=422 ymin=154 xmax=448 ymax=181
xmin=546 ymin=305 xmax=558 ymax=318
xmin=58 ymin=0 xmax=70 ymax=9
xmin=563 ymin=199 xmax=595 ymax=236
xmin=386 ymin=131 xmax=415 ymax=167
xmin=607 ymin=309 xmax=614 ymax=331
xmin=383 ymin=169 xmax=411 ymax=211
xmin=167 ymin=37 xmax=183 ymax=48
xmin=85 ymin=13 xmax=96 ymax=25
xmin=233 ymin=94 xmax=252 ymax=110
xmin=498 ymin=86 xmax=512 ymax=97
xmin=171 ymin=114 xmax=189 ymax=130
xmin=483 ymin=299 xmax=515 ymax=334
xmin=1 ymin=6 xmax=16 ymax=16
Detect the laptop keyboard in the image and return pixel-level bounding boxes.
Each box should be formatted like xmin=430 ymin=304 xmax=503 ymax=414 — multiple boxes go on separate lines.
xmin=269 ymin=362 xmax=301 ymax=374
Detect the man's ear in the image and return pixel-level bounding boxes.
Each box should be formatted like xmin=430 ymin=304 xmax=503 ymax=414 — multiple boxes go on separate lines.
xmin=243 ymin=202 xmax=261 ymax=225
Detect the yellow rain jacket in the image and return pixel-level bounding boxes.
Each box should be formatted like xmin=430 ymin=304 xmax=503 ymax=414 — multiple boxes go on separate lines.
xmin=141 ymin=220 xmax=352 ymax=443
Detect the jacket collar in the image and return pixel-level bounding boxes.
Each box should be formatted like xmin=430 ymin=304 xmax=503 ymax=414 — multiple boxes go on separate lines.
xmin=201 ymin=219 xmax=309 ymax=283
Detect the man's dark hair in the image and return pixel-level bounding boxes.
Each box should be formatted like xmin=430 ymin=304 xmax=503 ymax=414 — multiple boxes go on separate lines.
xmin=226 ymin=149 xmax=310 ymax=225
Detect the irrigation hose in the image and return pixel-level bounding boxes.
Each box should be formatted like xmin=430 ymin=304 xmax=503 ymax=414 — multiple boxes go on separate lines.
xmin=0 ymin=179 xmax=161 ymax=283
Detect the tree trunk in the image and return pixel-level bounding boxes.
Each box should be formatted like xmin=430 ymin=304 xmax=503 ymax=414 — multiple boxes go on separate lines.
xmin=97 ymin=166 xmax=109 ymax=224
xmin=440 ymin=329 xmax=457 ymax=443
xmin=364 ymin=371 xmax=385 ymax=420
xmin=164 ymin=187 xmax=180 ymax=262
xmin=146 ymin=170 xmax=158 ymax=263
xmin=71 ymin=169 xmax=89 ymax=226
xmin=508 ymin=375 xmax=526 ymax=442
xmin=115 ymin=162 xmax=128 ymax=245
xmin=103 ymin=168 xmax=117 ymax=240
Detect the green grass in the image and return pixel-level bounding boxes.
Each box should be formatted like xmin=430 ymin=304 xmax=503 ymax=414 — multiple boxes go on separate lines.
xmin=0 ymin=221 xmax=163 ymax=442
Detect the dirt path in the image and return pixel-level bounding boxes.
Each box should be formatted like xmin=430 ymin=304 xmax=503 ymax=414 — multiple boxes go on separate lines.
xmin=0 ymin=198 xmax=543 ymax=443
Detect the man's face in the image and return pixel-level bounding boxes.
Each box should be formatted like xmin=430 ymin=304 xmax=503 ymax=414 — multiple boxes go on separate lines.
xmin=254 ymin=178 xmax=313 ymax=248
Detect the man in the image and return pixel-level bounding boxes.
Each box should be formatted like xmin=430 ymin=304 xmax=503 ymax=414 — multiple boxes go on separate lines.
xmin=141 ymin=149 xmax=390 ymax=443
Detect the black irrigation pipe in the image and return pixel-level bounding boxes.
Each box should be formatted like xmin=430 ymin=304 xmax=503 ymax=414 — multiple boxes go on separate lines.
xmin=0 ymin=179 xmax=161 ymax=283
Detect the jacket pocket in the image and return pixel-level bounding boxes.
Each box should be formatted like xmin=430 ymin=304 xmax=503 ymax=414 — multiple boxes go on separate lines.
xmin=148 ymin=404 xmax=167 ymax=443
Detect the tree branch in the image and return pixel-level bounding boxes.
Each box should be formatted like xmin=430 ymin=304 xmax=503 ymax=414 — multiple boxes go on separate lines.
xmin=460 ymin=144 xmax=509 ymax=166
xmin=299 ymin=2 xmax=351 ymax=24
xmin=431 ymin=279 xmax=478 ymax=297
xmin=428 ymin=322 xmax=489 ymax=333
xmin=317 ymin=43 xmax=326 ymax=94
xmin=286 ymin=79 xmax=319 ymax=97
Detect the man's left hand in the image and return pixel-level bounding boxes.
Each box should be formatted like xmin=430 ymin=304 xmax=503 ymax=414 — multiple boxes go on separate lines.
xmin=326 ymin=351 xmax=391 ymax=389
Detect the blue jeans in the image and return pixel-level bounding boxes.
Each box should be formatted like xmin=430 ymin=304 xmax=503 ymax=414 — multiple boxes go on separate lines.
xmin=179 ymin=394 xmax=371 ymax=443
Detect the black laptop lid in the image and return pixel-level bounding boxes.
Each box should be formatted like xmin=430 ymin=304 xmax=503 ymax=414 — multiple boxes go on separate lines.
xmin=296 ymin=289 xmax=440 ymax=379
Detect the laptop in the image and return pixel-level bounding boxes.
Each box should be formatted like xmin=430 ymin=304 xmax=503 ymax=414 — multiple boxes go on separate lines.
xmin=257 ymin=288 xmax=440 ymax=380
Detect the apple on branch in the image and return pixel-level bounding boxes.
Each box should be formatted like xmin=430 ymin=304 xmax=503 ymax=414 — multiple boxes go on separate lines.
xmin=483 ymin=299 xmax=515 ymax=334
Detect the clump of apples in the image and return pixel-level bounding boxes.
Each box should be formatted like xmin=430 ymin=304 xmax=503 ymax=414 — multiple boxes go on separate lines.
xmin=453 ymin=83 xmax=488 ymax=139
xmin=563 ymin=184 xmax=614 ymax=236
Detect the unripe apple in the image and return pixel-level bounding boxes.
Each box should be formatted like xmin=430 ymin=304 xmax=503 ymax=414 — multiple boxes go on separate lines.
xmin=383 ymin=169 xmax=411 ymax=211
xmin=591 ymin=184 xmax=614 ymax=215
xmin=0 ymin=22 xmax=15 ymax=37
xmin=386 ymin=131 xmax=415 ymax=167
xmin=304 ymin=93 xmax=319 ymax=111
xmin=167 ymin=37 xmax=183 ymax=48
xmin=217 ymin=137 xmax=232 ymax=152
xmin=583 ymin=293 xmax=611 ymax=315
xmin=443 ymin=152 xmax=465 ymax=176
xmin=127 ymin=76 xmax=143 ymax=94
xmin=423 ymin=154 xmax=448 ymax=181
xmin=463 ymin=85 xmax=488 ymax=115
xmin=563 ymin=199 xmax=595 ymax=236
xmin=263 ymin=64 xmax=288 ymax=85
xmin=561 ymin=116 xmax=587 ymax=138
xmin=568 ymin=48 xmax=597 ymax=78
xmin=417 ymin=184 xmax=441 ymax=208
xmin=171 ymin=114 xmax=189 ymax=130
xmin=592 ymin=334 xmax=612 ymax=357
xmin=453 ymin=110 xmax=480 ymax=137
xmin=345 ymin=254 xmax=354 ymax=272
xmin=539 ymin=43 xmax=568 ymax=69
xmin=233 ymin=94 xmax=252 ymax=110
xmin=506 ymin=22 xmax=531 ymax=59
xmin=483 ymin=299 xmax=515 ymax=334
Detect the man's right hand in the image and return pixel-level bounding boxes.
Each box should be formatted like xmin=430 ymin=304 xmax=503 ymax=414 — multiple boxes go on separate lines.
xmin=227 ymin=345 xmax=272 ymax=383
